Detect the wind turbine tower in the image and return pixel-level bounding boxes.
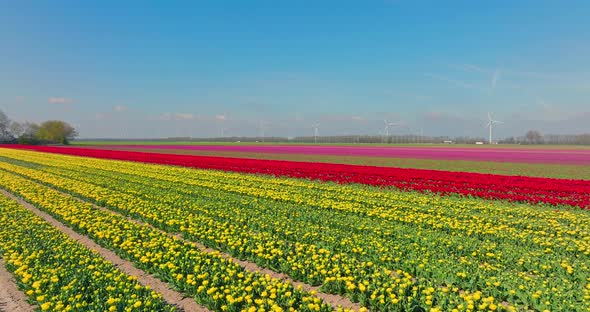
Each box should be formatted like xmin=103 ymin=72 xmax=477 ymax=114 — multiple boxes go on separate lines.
xmin=383 ymin=120 xmax=400 ymax=136
xmin=382 ymin=120 xmax=399 ymax=143
xmin=486 ymin=112 xmax=504 ymax=144
xmin=312 ymin=123 xmax=320 ymax=143
xmin=258 ymin=120 xmax=266 ymax=142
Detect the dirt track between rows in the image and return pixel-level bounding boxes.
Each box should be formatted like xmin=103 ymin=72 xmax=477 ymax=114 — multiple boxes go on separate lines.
xmin=0 ymin=259 xmax=36 ymax=312
xmin=1 ymin=183 xmax=361 ymax=311
xmin=0 ymin=190 xmax=209 ymax=312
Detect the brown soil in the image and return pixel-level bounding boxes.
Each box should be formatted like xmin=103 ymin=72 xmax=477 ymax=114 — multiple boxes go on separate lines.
xmin=0 ymin=259 xmax=36 ymax=312
xmin=0 ymin=190 xmax=209 ymax=312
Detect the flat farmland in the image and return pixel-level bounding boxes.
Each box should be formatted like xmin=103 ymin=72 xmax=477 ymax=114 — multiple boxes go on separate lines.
xmin=82 ymin=144 xmax=590 ymax=180
xmin=0 ymin=146 xmax=589 ymax=312
xmin=90 ymin=144 xmax=590 ymax=165
xmin=7 ymin=145 xmax=590 ymax=208
xmin=73 ymin=141 xmax=590 ymax=150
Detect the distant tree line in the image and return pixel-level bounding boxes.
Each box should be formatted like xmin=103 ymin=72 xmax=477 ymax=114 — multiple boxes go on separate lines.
xmin=176 ymin=132 xmax=590 ymax=145
xmin=97 ymin=135 xmax=486 ymax=144
xmin=0 ymin=110 xmax=78 ymax=145
xmin=79 ymin=132 xmax=590 ymax=145
xmin=499 ymin=130 xmax=590 ymax=145
xmin=290 ymin=135 xmax=489 ymax=144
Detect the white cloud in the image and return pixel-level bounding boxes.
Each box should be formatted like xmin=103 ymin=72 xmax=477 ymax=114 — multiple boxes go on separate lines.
xmin=319 ymin=114 xmax=367 ymax=122
xmin=490 ymin=68 xmax=501 ymax=94
xmin=155 ymin=112 xmax=197 ymax=121
xmin=155 ymin=113 xmax=173 ymax=121
xmin=48 ymin=97 xmax=72 ymax=104
xmin=114 ymin=105 xmax=128 ymax=112
xmin=451 ymin=63 xmax=561 ymax=80
xmin=174 ymin=113 xmax=194 ymax=120
xmin=424 ymin=73 xmax=481 ymax=90
xmin=448 ymin=63 xmax=487 ymax=73
xmin=215 ymin=114 xmax=227 ymax=121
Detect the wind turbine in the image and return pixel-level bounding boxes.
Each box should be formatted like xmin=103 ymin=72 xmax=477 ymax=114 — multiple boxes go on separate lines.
xmin=383 ymin=120 xmax=400 ymax=136
xmin=486 ymin=112 xmax=503 ymax=144
xmin=312 ymin=123 xmax=320 ymax=143
xmin=419 ymin=128 xmax=424 ymax=144
xmin=258 ymin=120 xmax=266 ymax=142
xmin=217 ymin=112 xmax=227 ymax=138
xmin=382 ymin=120 xmax=400 ymax=143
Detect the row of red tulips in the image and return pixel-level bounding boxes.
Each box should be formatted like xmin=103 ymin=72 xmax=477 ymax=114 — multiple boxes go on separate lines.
xmin=3 ymin=144 xmax=589 ymax=209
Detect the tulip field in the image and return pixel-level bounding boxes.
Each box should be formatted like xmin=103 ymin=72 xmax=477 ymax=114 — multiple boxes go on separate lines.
xmin=0 ymin=146 xmax=589 ymax=311
xmin=0 ymin=192 xmax=174 ymax=312
xmin=4 ymin=145 xmax=590 ymax=208
xmin=86 ymin=144 xmax=590 ymax=165
xmin=78 ymin=143 xmax=590 ymax=180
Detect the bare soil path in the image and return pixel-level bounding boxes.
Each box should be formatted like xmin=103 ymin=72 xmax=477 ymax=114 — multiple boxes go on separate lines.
xmin=0 ymin=190 xmax=209 ymax=312
xmin=0 ymin=259 xmax=36 ymax=312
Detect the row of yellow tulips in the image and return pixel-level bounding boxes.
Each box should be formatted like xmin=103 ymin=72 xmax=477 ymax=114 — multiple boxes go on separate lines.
xmin=0 ymin=167 xmax=334 ymax=312
xmin=0 ymin=192 xmax=174 ymax=311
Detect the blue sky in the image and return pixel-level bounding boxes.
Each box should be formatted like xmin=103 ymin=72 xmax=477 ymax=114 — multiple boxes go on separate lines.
xmin=1 ymin=1 xmax=589 ymax=138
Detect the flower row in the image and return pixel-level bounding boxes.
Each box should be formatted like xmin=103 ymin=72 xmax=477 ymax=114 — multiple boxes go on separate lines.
xmin=0 ymin=192 xmax=174 ymax=311
xmin=2 ymin=144 xmax=589 ymax=208
xmin=0 ymin=168 xmax=334 ymax=312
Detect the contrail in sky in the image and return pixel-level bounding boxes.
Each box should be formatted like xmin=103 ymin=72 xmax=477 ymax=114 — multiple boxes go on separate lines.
xmin=490 ymin=67 xmax=501 ymax=94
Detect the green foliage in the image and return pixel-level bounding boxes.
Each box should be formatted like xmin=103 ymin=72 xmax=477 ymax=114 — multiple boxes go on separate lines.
xmin=15 ymin=122 xmax=41 ymax=144
xmin=0 ymin=109 xmax=77 ymax=145
xmin=0 ymin=192 xmax=174 ymax=311
xmin=0 ymin=110 xmax=14 ymax=142
xmin=36 ymin=120 xmax=78 ymax=144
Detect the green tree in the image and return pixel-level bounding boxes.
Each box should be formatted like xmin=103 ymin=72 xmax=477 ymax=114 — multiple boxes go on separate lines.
xmin=10 ymin=121 xmax=24 ymax=138
xmin=36 ymin=120 xmax=78 ymax=144
xmin=17 ymin=122 xmax=41 ymax=144
xmin=0 ymin=110 xmax=14 ymax=142
xmin=525 ymin=130 xmax=543 ymax=144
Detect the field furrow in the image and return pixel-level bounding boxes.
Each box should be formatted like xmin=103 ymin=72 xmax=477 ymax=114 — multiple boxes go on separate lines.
xmin=0 ymin=190 xmax=209 ymax=312
xmin=0 ymin=259 xmax=36 ymax=312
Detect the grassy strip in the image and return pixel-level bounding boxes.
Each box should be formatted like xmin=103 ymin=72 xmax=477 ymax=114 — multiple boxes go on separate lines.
xmin=90 ymin=147 xmax=590 ymax=180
